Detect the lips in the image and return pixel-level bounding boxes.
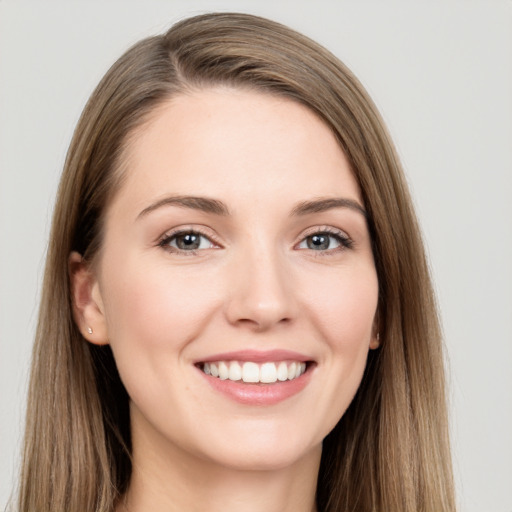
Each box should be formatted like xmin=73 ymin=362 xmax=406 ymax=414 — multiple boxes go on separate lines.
xmin=195 ymin=350 xmax=315 ymax=405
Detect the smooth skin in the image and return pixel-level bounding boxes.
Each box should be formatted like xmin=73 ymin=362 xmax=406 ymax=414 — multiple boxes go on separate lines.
xmin=71 ymin=88 xmax=379 ymax=512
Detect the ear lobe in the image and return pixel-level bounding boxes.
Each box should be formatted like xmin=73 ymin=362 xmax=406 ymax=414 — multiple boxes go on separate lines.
xmin=369 ymin=314 xmax=381 ymax=350
xmin=69 ymin=251 xmax=109 ymax=345
xmin=369 ymin=331 xmax=380 ymax=350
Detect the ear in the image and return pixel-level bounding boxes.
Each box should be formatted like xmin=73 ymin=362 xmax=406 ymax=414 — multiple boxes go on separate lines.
xmin=69 ymin=251 xmax=109 ymax=345
xmin=369 ymin=331 xmax=380 ymax=350
xmin=369 ymin=313 xmax=381 ymax=350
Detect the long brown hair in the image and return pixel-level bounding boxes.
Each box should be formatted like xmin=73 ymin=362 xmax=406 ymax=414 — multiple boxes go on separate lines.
xmin=17 ymin=12 xmax=455 ymax=512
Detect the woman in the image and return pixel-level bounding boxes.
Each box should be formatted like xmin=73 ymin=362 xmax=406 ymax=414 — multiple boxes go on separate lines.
xmin=17 ymin=12 xmax=455 ymax=512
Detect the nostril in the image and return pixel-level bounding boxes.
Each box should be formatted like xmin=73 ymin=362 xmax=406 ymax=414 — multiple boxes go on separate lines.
xmin=234 ymin=315 xmax=292 ymax=332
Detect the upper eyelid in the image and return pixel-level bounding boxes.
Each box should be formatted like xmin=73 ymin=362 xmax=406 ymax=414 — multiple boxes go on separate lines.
xmin=158 ymin=230 xmax=221 ymax=255
xmin=294 ymin=226 xmax=354 ymax=252
xmin=298 ymin=225 xmax=350 ymax=240
xmin=158 ymin=225 xmax=221 ymax=244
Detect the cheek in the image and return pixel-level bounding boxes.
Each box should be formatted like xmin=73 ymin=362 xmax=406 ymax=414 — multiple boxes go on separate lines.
xmin=99 ymin=257 xmax=223 ymax=366
xmin=98 ymin=256 xmax=229 ymax=430
xmin=306 ymin=265 xmax=379 ymax=349
xmin=301 ymin=264 xmax=378 ymax=428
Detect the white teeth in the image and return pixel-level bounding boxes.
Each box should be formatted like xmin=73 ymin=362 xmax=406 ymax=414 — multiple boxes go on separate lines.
xmin=260 ymin=362 xmax=277 ymax=383
xmin=277 ymin=362 xmax=288 ymax=381
xmin=242 ymin=362 xmax=260 ymax=383
xmin=218 ymin=361 xmax=229 ymax=380
xmin=201 ymin=360 xmax=307 ymax=383
xmin=288 ymin=362 xmax=297 ymax=380
xmin=228 ymin=361 xmax=242 ymax=381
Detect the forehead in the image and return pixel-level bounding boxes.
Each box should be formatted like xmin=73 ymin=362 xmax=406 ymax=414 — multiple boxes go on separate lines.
xmin=113 ymin=87 xmax=361 ymax=215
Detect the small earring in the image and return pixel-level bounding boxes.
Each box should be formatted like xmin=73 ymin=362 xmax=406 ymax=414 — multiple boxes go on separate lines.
xmin=87 ymin=327 xmax=93 ymax=334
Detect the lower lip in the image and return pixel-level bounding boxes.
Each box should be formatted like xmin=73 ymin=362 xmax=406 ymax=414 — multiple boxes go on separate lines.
xmin=198 ymin=366 xmax=313 ymax=406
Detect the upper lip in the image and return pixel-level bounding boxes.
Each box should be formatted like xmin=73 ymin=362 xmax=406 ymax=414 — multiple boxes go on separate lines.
xmin=196 ymin=349 xmax=313 ymax=364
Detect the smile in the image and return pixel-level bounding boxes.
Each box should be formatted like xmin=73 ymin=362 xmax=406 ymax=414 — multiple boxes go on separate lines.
xmin=202 ymin=360 xmax=307 ymax=383
xmin=196 ymin=350 xmax=314 ymax=405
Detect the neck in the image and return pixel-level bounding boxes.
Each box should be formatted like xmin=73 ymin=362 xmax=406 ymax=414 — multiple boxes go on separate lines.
xmin=119 ymin=423 xmax=321 ymax=512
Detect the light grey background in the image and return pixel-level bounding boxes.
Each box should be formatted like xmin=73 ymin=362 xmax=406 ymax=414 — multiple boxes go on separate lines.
xmin=1 ymin=1 xmax=511 ymax=511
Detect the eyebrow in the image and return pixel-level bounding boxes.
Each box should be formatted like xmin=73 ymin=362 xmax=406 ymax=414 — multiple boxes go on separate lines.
xmin=291 ymin=197 xmax=367 ymax=218
xmin=137 ymin=195 xmax=230 ymax=219
xmin=137 ymin=195 xmax=367 ymax=220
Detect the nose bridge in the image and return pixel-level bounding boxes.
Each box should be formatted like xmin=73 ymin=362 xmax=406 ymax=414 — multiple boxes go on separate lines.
xmin=225 ymin=233 xmax=296 ymax=330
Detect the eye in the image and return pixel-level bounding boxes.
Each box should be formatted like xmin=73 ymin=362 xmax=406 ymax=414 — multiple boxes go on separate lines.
xmin=297 ymin=230 xmax=352 ymax=252
xmin=159 ymin=230 xmax=216 ymax=253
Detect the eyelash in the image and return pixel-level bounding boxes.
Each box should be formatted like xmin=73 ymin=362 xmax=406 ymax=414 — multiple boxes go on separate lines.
xmin=297 ymin=227 xmax=353 ymax=254
xmin=158 ymin=228 xmax=220 ymax=256
xmin=158 ymin=226 xmax=353 ymax=256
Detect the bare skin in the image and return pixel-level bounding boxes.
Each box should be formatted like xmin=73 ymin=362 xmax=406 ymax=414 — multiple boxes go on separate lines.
xmin=120 ymin=411 xmax=320 ymax=512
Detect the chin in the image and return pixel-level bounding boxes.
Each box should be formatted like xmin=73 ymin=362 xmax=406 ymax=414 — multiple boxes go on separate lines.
xmin=194 ymin=424 xmax=323 ymax=472
xmin=207 ymin=446 xmax=318 ymax=473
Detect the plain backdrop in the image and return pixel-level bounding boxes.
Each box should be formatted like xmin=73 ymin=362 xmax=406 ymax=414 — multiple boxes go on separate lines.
xmin=1 ymin=1 xmax=511 ymax=511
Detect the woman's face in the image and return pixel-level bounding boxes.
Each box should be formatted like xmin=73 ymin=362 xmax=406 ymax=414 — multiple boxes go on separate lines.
xmin=86 ymin=88 xmax=379 ymax=471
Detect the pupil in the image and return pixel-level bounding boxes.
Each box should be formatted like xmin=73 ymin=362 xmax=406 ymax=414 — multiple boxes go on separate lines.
xmin=308 ymin=234 xmax=329 ymax=250
xmin=177 ymin=233 xmax=200 ymax=250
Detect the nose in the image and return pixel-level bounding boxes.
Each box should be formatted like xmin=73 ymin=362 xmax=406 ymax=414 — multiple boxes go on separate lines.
xmin=224 ymin=247 xmax=298 ymax=332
